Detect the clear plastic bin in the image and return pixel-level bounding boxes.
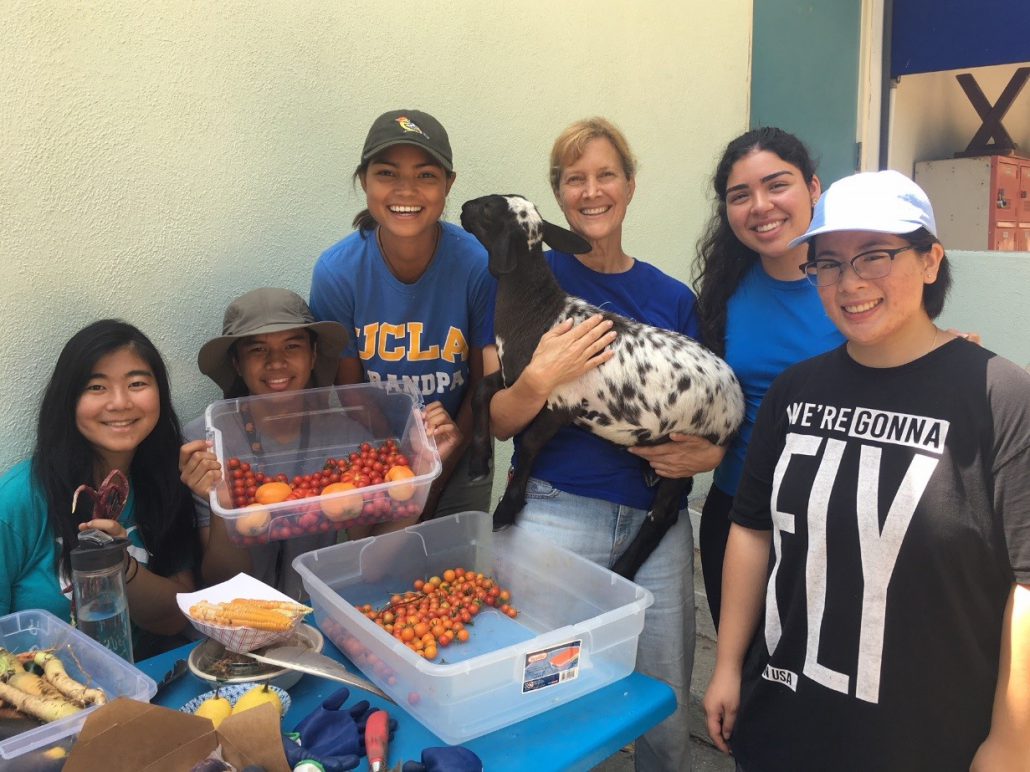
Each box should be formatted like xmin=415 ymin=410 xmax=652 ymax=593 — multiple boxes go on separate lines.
xmin=292 ymin=512 xmax=653 ymax=744
xmin=206 ymin=382 xmax=441 ymax=545
xmin=0 ymin=609 xmax=157 ymax=767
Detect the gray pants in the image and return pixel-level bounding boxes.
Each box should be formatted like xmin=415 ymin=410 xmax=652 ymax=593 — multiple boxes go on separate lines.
xmin=431 ymin=444 xmax=494 ymax=517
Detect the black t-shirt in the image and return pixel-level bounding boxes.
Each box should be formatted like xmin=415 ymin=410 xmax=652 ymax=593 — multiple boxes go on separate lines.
xmin=730 ymin=339 xmax=1030 ymax=771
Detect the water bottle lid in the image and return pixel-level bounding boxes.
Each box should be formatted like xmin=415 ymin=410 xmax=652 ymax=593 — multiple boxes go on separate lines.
xmin=70 ymin=529 xmax=128 ymax=572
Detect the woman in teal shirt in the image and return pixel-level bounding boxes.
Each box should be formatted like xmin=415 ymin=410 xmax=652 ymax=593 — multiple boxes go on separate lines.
xmin=0 ymin=320 xmax=201 ymax=658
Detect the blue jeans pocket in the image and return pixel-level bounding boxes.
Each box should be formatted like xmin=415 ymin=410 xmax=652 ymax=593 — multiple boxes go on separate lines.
xmin=524 ymin=477 xmax=560 ymax=500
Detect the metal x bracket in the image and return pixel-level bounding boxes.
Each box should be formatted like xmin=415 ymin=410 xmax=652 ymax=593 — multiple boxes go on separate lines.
xmin=955 ymin=66 xmax=1030 ymax=157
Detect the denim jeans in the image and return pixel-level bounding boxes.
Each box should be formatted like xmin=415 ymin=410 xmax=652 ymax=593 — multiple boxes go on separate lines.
xmin=519 ymin=477 xmax=696 ymax=772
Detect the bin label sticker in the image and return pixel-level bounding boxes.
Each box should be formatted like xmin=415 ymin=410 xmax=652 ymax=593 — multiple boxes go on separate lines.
xmin=522 ymin=639 xmax=582 ymax=693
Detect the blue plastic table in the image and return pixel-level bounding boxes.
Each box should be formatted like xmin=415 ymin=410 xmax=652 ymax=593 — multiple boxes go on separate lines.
xmin=138 ymin=633 xmax=675 ymax=772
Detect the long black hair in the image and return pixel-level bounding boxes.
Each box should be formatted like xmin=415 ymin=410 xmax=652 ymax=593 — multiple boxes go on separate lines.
xmin=693 ymin=127 xmax=818 ymax=356
xmin=31 ymin=320 xmax=200 ymax=581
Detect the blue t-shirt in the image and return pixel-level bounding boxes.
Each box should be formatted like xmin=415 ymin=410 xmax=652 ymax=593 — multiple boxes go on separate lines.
xmin=0 ymin=460 xmax=146 ymax=620
xmin=712 ymin=264 xmax=844 ymax=496
xmin=309 ymin=221 xmax=497 ymax=418
xmin=518 ymin=251 xmax=701 ymax=510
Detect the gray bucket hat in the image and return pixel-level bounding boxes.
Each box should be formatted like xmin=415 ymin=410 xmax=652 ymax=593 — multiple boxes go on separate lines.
xmin=197 ymin=288 xmax=348 ymax=393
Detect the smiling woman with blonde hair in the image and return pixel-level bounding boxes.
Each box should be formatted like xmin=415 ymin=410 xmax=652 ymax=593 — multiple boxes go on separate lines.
xmin=487 ymin=116 xmax=721 ymax=772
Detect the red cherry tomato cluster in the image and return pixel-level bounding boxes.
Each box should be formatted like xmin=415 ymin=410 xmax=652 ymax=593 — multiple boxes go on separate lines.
xmin=227 ymin=440 xmax=410 ymax=509
xmin=224 ymin=439 xmax=423 ymax=545
xmin=356 ymin=567 xmax=518 ymax=662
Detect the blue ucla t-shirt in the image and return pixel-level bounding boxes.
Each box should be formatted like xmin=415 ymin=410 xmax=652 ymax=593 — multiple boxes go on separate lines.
xmin=516 ymin=250 xmax=701 ymax=511
xmin=310 ymin=221 xmax=496 ymax=418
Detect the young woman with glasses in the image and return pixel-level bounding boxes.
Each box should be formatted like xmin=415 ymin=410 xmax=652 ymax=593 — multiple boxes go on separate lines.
xmin=703 ymin=171 xmax=1030 ymax=771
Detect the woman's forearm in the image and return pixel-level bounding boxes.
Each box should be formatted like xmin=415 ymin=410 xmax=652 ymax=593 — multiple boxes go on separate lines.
xmin=715 ymin=524 xmax=772 ymax=671
xmin=972 ymin=582 xmax=1030 ymax=769
xmin=199 ymin=520 xmax=252 ymax=587
xmin=125 ymin=565 xmax=195 ymax=636
xmin=488 ymin=375 xmax=550 ymax=440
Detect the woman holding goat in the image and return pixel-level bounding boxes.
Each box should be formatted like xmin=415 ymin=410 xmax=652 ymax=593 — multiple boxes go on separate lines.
xmin=486 ymin=117 xmax=722 ymax=772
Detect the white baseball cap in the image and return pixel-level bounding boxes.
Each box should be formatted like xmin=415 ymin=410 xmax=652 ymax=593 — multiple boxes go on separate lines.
xmin=789 ymin=170 xmax=937 ymax=248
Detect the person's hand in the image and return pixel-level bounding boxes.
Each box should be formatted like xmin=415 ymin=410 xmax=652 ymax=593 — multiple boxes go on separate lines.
xmin=520 ymin=314 xmax=617 ymax=398
xmin=628 ymin=433 xmax=726 ymax=479
xmin=179 ymin=439 xmax=222 ymax=498
xmin=702 ymin=665 xmax=742 ymax=755
xmin=401 ymin=746 xmax=484 ymax=772
xmin=422 ymin=402 xmax=462 ymax=462
xmin=944 ymin=328 xmax=982 ymax=346
xmin=77 ymin=519 xmax=127 ymax=539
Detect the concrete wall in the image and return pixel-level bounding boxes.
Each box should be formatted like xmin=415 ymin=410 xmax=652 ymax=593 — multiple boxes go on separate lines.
xmin=940 ymin=251 xmax=1030 ymax=369
xmin=0 ymin=2 xmax=752 ymax=479
xmin=889 ymin=63 xmax=1030 ymax=175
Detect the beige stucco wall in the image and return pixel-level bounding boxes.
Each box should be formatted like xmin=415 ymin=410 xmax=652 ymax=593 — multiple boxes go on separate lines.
xmin=0 ymin=2 xmax=752 ymax=479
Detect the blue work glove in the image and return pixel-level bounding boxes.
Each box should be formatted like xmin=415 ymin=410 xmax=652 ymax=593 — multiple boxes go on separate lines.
xmin=401 ymin=747 xmax=484 ymax=772
xmin=280 ymin=735 xmax=359 ymax=772
xmin=281 ymin=686 xmax=369 ymax=771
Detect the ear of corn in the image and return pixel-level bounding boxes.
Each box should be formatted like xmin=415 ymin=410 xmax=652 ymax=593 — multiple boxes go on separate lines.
xmin=189 ymin=599 xmax=309 ymax=631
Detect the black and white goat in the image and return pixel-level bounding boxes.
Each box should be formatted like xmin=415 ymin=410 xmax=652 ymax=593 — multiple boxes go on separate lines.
xmin=460 ymin=194 xmax=744 ymax=580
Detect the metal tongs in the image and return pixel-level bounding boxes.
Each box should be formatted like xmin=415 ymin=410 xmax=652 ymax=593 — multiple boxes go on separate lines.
xmin=240 ymin=645 xmax=394 ymax=703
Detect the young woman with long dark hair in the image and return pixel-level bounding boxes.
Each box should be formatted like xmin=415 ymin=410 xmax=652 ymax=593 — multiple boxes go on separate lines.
xmin=0 ymin=320 xmax=201 ymax=658
xmin=692 ymin=128 xmax=842 ymax=629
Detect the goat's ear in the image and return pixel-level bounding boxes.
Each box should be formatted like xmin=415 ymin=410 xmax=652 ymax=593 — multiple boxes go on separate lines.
xmin=542 ymin=220 xmax=591 ymax=254
xmin=490 ymin=228 xmax=525 ymax=275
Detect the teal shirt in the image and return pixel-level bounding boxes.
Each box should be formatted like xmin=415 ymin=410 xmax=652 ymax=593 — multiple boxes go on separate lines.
xmin=0 ymin=460 xmax=145 ymax=620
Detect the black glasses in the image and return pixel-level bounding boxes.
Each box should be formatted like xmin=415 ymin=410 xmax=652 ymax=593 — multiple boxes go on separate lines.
xmin=800 ymin=246 xmax=914 ymax=287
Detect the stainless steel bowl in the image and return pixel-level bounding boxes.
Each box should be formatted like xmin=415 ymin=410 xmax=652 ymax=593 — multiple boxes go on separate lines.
xmin=187 ymin=623 xmax=324 ymax=690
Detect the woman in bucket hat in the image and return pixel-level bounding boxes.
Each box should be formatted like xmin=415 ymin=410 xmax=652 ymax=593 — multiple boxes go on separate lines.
xmin=180 ymin=287 xmax=369 ymax=598
xmin=309 ymin=109 xmax=498 ymax=535
xmin=703 ymin=171 xmax=1030 ymax=770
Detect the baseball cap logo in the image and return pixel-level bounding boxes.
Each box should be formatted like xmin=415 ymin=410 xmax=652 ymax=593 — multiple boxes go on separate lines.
xmin=395 ymin=116 xmax=429 ymax=139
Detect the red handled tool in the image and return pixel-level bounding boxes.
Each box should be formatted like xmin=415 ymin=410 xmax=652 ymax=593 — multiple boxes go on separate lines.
xmin=365 ymin=709 xmax=390 ymax=772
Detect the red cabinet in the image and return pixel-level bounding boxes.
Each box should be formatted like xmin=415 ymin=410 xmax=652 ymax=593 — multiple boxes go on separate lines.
xmin=914 ymin=154 xmax=1030 ymax=252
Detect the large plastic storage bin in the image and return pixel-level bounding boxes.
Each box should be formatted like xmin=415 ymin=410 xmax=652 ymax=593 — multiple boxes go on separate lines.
xmin=206 ymin=382 xmax=441 ymax=545
xmin=0 ymin=609 xmax=157 ymax=767
xmin=293 ymin=512 xmax=653 ymax=744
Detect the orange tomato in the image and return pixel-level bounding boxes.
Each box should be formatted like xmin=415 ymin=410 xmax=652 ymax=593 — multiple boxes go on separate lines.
xmin=235 ymin=504 xmax=270 ymax=536
xmin=254 ymin=481 xmax=293 ymax=504
xmin=385 ymin=464 xmax=416 ymax=501
xmin=319 ymin=482 xmax=363 ymax=522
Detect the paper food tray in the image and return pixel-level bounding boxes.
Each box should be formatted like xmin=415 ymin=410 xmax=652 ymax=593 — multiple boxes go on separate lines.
xmin=176 ymin=573 xmax=304 ymax=653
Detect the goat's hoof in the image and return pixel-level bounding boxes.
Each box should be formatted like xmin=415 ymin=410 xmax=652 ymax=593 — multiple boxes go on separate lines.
xmin=611 ymin=555 xmax=640 ymax=581
xmin=492 ymin=502 xmax=520 ymax=531
xmin=467 ymin=456 xmax=492 ymax=482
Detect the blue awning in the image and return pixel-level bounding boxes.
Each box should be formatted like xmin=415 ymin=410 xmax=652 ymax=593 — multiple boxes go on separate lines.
xmin=891 ymin=0 xmax=1030 ymax=77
